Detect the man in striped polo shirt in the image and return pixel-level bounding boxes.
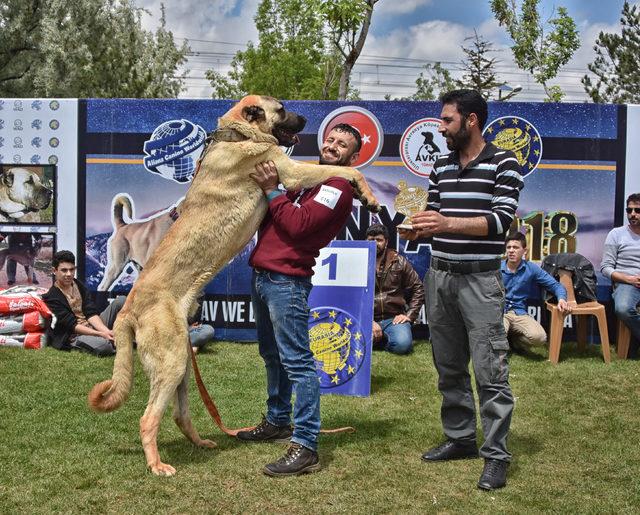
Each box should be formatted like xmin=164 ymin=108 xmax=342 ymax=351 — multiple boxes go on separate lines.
xmin=400 ymin=89 xmax=523 ymax=490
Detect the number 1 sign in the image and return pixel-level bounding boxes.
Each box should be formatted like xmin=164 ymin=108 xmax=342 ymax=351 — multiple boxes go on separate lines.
xmin=309 ymin=240 xmax=376 ymax=397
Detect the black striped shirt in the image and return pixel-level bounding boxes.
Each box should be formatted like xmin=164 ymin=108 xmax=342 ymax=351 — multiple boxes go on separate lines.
xmin=428 ymin=142 xmax=523 ymax=261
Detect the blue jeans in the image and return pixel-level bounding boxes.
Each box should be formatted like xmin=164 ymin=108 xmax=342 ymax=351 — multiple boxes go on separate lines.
xmin=612 ymin=284 xmax=640 ymax=340
xmin=251 ymin=269 xmax=320 ymax=451
xmin=378 ymin=318 xmax=413 ymax=354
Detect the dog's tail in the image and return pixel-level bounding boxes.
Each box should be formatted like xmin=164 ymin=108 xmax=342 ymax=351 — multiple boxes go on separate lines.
xmin=112 ymin=194 xmax=133 ymax=229
xmin=87 ymin=315 xmax=135 ymax=413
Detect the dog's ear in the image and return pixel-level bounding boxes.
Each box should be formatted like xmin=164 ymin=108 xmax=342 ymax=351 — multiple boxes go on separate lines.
xmin=2 ymin=170 xmax=13 ymax=188
xmin=242 ymin=105 xmax=265 ymax=123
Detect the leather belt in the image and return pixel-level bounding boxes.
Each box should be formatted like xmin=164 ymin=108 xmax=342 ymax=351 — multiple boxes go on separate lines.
xmin=431 ymin=257 xmax=501 ymax=274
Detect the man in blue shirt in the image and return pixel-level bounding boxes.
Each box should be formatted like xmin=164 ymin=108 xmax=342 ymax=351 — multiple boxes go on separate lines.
xmin=502 ymin=232 xmax=571 ymax=350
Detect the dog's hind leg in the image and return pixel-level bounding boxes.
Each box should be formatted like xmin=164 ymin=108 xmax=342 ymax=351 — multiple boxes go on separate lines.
xmin=172 ymin=346 xmax=217 ymax=449
xmin=138 ymin=323 xmax=189 ymax=476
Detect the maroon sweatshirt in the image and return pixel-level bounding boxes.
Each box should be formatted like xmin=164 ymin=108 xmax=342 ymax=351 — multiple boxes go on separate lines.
xmin=249 ymin=177 xmax=354 ymax=276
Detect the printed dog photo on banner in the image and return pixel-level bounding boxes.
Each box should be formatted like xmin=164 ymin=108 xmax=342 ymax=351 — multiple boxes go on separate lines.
xmin=0 ymin=232 xmax=55 ymax=289
xmin=0 ymin=164 xmax=55 ymax=225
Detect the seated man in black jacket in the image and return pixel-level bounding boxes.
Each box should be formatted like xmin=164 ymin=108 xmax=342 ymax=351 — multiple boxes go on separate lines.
xmin=43 ymin=250 xmax=215 ymax=356
xmin=42 ymin=250 xmax=123 ymax=356
xmin=366 ymin=224 xmax=425 ymax=354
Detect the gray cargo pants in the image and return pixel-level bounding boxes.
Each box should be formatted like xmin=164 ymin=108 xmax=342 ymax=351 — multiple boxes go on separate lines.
xmin=426 ymin=267 xmax=514 ymax=462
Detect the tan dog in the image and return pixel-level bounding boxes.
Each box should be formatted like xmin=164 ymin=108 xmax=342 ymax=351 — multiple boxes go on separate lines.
xmin=98 ymin=195 xmax=182 ymax=291
xmin=88 ymin=95 xmax=380 ymax=476
xmin=0 ymin=167 xmax=53 ymax=222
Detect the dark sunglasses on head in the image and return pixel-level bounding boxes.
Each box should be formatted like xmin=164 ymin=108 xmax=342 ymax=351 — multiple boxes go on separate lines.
xmin=626 ymin=207 xmax=640 ymax=214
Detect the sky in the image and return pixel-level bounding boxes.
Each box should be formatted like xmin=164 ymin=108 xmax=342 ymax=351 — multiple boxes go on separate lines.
xmin=136 ymin=0 xmax=633 ymax=102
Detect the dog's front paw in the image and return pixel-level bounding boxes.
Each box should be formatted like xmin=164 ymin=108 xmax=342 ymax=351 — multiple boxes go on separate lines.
xmin=197 ymin=438 xmax=217 ymax=449
xmin=356 ymin=192 xmax=380 ymax=213
xmin=364 ymin=194 xmax=380 ymax=213
xmin=149 ymin=461 xmax=177 ymax=477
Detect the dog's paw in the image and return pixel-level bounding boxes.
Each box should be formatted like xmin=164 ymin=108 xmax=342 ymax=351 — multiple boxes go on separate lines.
xmin=365 ymin=197 xmax=381 ymax=213
xmin=149 ymin=462 xmax=177 ymax=477
xmin=358 ymin=193 xmax=380 ymax=213
xmin=197 ymin=438 xmax=217 ymax=449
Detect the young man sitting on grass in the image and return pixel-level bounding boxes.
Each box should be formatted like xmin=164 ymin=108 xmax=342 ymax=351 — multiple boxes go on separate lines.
xmin=43 ymin=250 xmax=215 ymax=356
xmin=501 ymin=232 xmax=571 ymax=350
xmin=43 ymin=250 xmax=123 ymax=356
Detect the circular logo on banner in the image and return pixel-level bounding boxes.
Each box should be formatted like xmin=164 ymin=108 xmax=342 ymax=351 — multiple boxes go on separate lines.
xmin=143 ymin=119 xmax=207 ymax=183
xmin=317 ymin=106 xmax=383 ymax=169
xmin=309 ymin=307 xmax=367 ymax=389
xmin=483 ymin=116 xmax=542 ymax=178
xmin=400 ymin=118 xmax=447 ymax=177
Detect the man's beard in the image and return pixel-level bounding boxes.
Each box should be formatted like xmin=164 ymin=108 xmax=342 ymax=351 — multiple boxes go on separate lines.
xmin=445 ymin=123 xmax=471 ymax=151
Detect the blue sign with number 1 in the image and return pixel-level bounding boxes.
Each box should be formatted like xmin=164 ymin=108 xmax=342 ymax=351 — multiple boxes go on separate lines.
xmin=308 ymin=240 xmax=376 ymax=397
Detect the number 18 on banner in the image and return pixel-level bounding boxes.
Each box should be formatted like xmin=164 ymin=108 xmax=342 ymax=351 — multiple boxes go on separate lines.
xmin=309 ymin=240 xmax=376 ymax=397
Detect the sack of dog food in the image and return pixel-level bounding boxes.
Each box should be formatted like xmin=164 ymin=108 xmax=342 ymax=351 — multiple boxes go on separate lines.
xmin=0 ymin=331 xmax=47 ymax=349
xmin=0 ymin=311 xmax=47 ymax=334
xmin=0 ymin=291 xmax=52 ymax=318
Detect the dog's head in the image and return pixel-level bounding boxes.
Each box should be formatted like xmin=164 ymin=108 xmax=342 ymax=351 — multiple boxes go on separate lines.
xmin=1 ymin=167 xmax=53 ymax=212
xmin=225 ymin=95 xmax=306 ymax=147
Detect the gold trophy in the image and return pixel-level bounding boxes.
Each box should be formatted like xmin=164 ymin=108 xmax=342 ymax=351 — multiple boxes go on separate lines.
xmin=395 ymin=181 xmax=429 ymax=230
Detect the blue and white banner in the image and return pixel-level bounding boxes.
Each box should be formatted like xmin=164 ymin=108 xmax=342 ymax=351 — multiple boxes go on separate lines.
xmin=309 ymin=240 xmax=375 ymax=397
xmin=75 ymin=99 xmax=627 ymax=339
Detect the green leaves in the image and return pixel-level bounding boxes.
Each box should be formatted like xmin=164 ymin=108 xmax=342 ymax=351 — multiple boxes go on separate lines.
xmin=207 ymin=0 xmax=377 ymax=100
xmin=0 ymin=0 xmax=188 ymax=98
xmin=582 ymin=1 xmax=640 ymax=104
xmin=491 ymin=0 xmax=579 ymax=102
xmin=207 ymin=0 xmax=333 ymax=100
xmin=457 ymin=31 xmax=502 ymax=100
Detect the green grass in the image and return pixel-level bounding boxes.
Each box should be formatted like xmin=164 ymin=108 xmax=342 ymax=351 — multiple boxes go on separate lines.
xmin=1 ymin=341 xmax=639 ymax=514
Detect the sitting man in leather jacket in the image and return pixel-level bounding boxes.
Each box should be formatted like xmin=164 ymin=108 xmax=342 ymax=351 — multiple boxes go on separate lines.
xmin=366 ymin=223 xmax=425 ymax=354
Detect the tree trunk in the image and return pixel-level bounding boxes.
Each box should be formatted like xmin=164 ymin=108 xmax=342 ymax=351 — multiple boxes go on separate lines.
xmin=337 ymin=0 xmax=376 ymax=100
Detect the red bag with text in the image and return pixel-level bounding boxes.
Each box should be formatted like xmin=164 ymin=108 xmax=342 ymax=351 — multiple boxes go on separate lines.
xmin=0 ymin=332 xmax=47 ymax=349
xmin=0 ymin=311 xmax=47 ymax=334
xmin=0 ymin=292 xmax=52 ymax=319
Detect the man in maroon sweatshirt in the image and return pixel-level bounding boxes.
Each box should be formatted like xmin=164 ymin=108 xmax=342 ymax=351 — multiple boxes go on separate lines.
xmin=237 ymin=123 xmax=361 ymax=477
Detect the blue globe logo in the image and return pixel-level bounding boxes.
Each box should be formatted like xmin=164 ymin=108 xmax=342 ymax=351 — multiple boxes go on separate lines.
xmin=143 ymin=119 xmax=207 ymax=183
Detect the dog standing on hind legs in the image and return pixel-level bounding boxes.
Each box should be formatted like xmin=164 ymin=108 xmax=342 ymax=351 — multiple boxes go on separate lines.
xmin=87 ymin=95 xmax=380 ymax=476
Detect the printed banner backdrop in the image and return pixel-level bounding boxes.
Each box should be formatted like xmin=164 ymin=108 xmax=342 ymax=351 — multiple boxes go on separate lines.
xmin=309 ymin=240 xmax=375 ymax=397
xmin=0 ymin=98 xmax=78 ymax=254
xmin=80 ymin=99 xmax=625 ymax=340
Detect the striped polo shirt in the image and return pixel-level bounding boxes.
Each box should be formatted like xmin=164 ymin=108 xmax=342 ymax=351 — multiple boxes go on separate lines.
xmin=428 ymin=142 xmax=523 ymax=261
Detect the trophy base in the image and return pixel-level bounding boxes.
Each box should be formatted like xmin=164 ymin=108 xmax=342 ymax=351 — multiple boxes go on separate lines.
xmin=396 ymin=223 xmax=413 ymax=230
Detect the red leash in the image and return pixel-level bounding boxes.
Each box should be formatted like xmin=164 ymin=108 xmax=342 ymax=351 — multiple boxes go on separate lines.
xmin=190 ymin=345 xmax=355 ymax=436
